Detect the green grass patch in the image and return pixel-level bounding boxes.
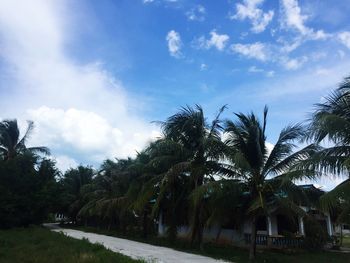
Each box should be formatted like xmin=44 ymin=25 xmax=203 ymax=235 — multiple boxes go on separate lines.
xmin=0 ymin=226 xmax=144 ymax=263
xmin=343 ymin=236 xmax=350 ymax=248
xmin=70 ymin=225 xmax=350 ymax=263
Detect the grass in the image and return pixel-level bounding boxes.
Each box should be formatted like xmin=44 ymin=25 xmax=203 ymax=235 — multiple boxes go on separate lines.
xmin=0 ymin=226 xmax=144 ymax=263
xmin=69 ymin=225 xmax=350 ymax=263
xmin=343 ymin=236 xmax=350 ymax=248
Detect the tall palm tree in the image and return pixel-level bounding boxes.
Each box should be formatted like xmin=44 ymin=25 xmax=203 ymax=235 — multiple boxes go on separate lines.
xmin=224 ymin=107 xmax=318 ymax=261
xmin=61 ymin=166 xmax=94 ymax=222
xmin=308 ymin=76 xmax=350 ymax=237
xmin=77 ymin=159 xmax=136 ymax=230
xmin=0 ymin=119 xmax=49 ymax=160
xmin=158 ymin=105 xmax=227 ymax=246
xmin=127 ymin=139 xmax=191 ymax=240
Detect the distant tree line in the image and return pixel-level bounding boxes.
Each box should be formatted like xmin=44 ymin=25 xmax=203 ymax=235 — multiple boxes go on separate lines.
xmin=1 ymin=76 xmax=350 ymax=261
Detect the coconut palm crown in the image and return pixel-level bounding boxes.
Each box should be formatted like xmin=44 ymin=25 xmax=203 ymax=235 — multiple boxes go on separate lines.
xmin=0 ymin=119 xmax=50 ymax=161
xmin=157 ymin=104 xmax=228 ymax=245
xmin=308 ymin=76 xmax=350 ymax=221
xmin=224 ymin=106 xmax=319 ymax=260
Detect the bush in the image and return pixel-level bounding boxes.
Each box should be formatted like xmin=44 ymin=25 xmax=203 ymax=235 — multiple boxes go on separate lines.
xmin=303 ymin=216 xmax=328 ymax=250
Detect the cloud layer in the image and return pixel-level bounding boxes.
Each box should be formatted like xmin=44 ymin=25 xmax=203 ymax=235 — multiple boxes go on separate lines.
xmin=0 ymin=0 xmax=159 ymax=169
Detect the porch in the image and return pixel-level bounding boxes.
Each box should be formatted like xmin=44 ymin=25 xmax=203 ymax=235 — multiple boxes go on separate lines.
xmin=242 ymin=207 xmax=334 ymax=248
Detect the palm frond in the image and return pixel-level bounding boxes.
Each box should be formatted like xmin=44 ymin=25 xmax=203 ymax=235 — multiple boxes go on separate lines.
xmin=320 ymin=179 xmax=350 ymax=211
xmin=16 ymin=120 xmax=34 ymax=149
xmin=263 ymin=124 xmax=305 ymax=175
xmin=267 ymin=143 xmax=320 ymax=176
xmin=27 ymin=146 xmax=51 ymax=156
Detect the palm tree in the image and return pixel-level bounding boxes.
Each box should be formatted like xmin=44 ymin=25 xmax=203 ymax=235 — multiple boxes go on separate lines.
xmin=127 ymin=139 xmax=190 ymax=240
xmin=0 ymin=119 xmax=49 ymax=160
xmin=61 ymin=165 xmax=94 ymax=223
xmin=190 ymin=178 xmax=246 ymax=242
xmin=224 ymin=107 xmax=319 ymax=261
xmin=158 ymin=105 xmax=227 ymax=247
xmin=307 ymin=76 xmax=350 ymax=243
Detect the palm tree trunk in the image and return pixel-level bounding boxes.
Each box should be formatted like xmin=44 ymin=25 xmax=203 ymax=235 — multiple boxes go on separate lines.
xmin=249 ymin=216 xmax=257 ymax=262
xmin=340 ymin=224 xmax=343 ymax=247
xmin=215 ymin=226 xmax=222 ymax=242
xmin=142 ymin=210 xmax=148 ymax=238
xmin=190 ymin=201 xmax=205 ymax=250
xmin=108 ymin=218 xmax=112 ymax=231
xmin=191 ymin=172 xmax=204 ymax=247
xmin=190 ymin=204 xmax=200 ymax=246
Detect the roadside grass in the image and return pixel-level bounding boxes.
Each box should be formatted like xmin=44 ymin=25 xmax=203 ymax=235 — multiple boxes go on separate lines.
xmin=0 ymin=227 xmax=144 ymax=263
xmin=343 ymin=236 xmax=350 ymax=248
xmin=69 ymin=225 xmax=350 ymax=263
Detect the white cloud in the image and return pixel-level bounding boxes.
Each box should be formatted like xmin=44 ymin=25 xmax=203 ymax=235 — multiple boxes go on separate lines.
xmin=166 ymin=30 xmax=182 ymax=58
xmin=310 ymin=29 xmax=329 ymax=40
xmin=0 ymin=0 xmax=159 ymax=165
xmin=195 ymin=30 xmax=230 ymax=51
xmin=200 ymin=63 xmax=208 ymax=71
xmin=255 ymin=61 xmax=350 ymax=100
xmin=231 ymin=0 xmax=274 ymax=33
xmin=186 ymin=5 xmax=206 ymax=22
xmin=310 ymin=51 xmax=327 ymax=61
xmin=248 ymin=66 xmax=275 ymax=77
xmin=143 ymin=0 xmax=155 ymax=3
xmin=27 ymin=107 xmax=159 ymax=162
xmin=231 ymin=42 xmax=268 ymax=61
xmin=280 ymin=0 xmax=308 ymax=34
xmin=266 ymin=142 xmax=274 ymax=155
xmin=278 ymin=37 xmax=303 ymax=53
xmin=248 ymin=66 xmax=264 ymax=73
xmin=315 ymin=68 xmax=331 ymax=76
xmin=280 ymin=0 xmax=329 ymax=40
xmin=338 ymin=50 xmax=345 ymax=59
xmin=52 ymin=155 xmax=79 ymax=173
xmin=338 ymin=31 xmax=350 ymax=49
xmin=266 ymin=70 xmax=275 ymax=77
xmin=281 ymin=56 xmax=308 ymax=70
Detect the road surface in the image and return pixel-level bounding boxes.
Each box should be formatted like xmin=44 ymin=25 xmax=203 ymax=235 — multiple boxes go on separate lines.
xmin=49 ymin=225 xmax=230 ymax=263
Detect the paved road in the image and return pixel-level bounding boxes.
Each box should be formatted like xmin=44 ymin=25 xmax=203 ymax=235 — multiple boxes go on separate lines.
xmin=51 ymin=227 xmax=230 ymax=263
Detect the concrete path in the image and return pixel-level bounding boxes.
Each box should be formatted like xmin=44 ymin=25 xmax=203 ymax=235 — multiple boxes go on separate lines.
xmin=51 ymin=227 xmax=231 ymax=263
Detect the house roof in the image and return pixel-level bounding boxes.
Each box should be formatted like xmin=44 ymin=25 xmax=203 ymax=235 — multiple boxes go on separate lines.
xmin=298 ymin=184 xmax=324 ymax=194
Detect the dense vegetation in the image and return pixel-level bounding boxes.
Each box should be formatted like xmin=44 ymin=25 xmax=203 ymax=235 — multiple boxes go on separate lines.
xmin=0 ymin=120 xmax=61 ymax=228
xmin=1 ymin=76 xmax=350 ymax=261
xmin=69 ymin=225 xmax=350 ymax=263
xmin=0 ymin=227 xmax=144 ymax=263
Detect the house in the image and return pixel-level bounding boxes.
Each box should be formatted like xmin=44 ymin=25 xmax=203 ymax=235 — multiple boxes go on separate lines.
xmin=157 ymin=184 xmax=335 ymax=248
xmin=55 ymin=213 xmax=68 ymax=223
xmin=335 ymin=224 xmax=350 ymax=235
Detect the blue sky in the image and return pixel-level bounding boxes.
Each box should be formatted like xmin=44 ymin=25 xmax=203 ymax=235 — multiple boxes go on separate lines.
xmin=0 ymin=0 xmax=350 ymax=188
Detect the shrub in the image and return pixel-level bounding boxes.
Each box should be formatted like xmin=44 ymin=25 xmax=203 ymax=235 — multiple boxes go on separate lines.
xmin=303 ymin=216 xmax=328 ymax=250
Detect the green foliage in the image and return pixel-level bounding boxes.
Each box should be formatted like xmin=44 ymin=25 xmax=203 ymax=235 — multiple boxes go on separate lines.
xmin=0 ymin=119 xmax=59 ymax=228
xmin=0 ymin=154 xmax=60 ymax=228
xmin=0 ymin=227 xmax=144 ymax=263
xmin=59 ymin=165 xmax=95 ymax=222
